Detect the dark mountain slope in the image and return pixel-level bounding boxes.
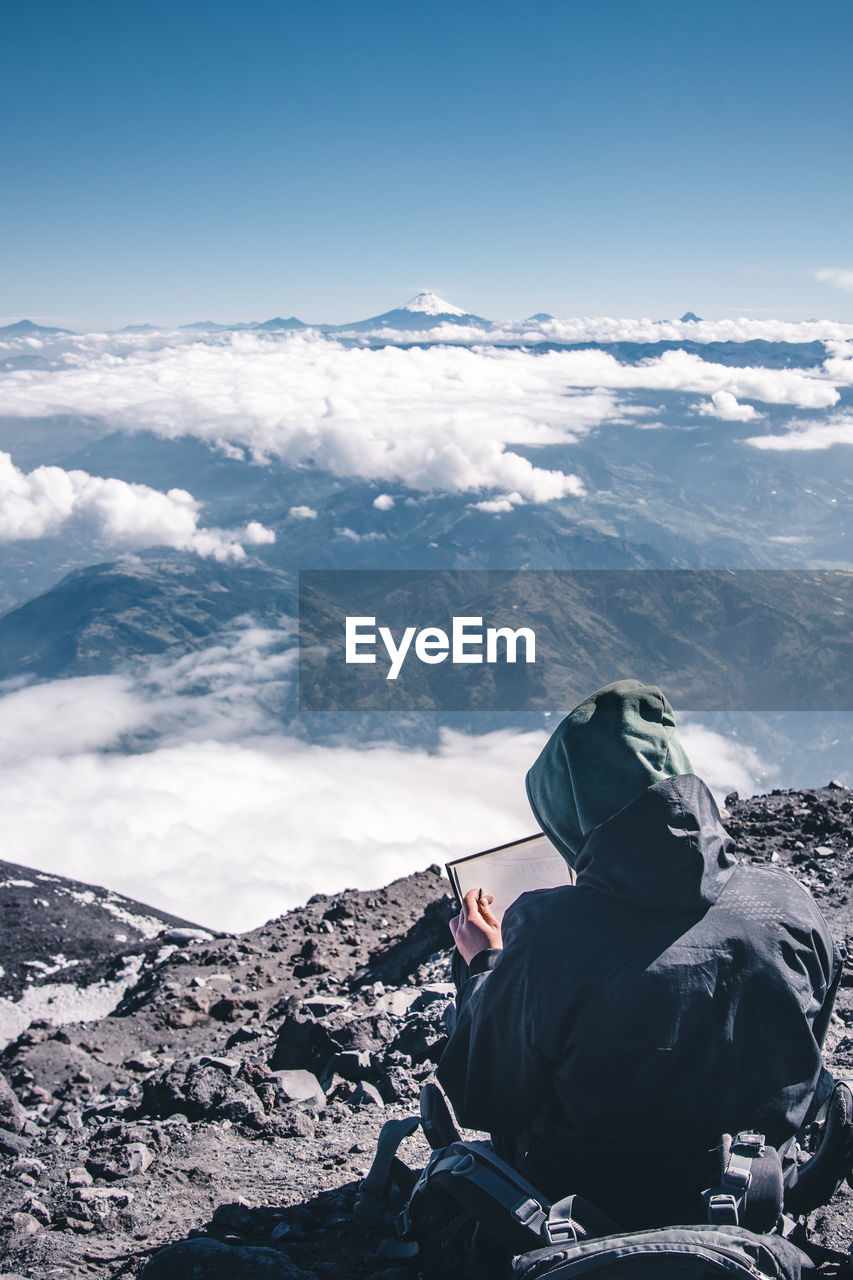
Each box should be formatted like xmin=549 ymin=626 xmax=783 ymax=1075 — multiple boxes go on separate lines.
xmin=0 ymin=859 xmax=210 ymax=1010
xmin=0 ymin=558 xmax=293 ymax=682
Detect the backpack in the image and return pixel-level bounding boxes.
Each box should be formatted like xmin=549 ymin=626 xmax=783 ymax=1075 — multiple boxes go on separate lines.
xmin=511 ymin=1225 xmax=813 ymax=1279
xmin=356 ymin=1082 xmax=853 ymax=1278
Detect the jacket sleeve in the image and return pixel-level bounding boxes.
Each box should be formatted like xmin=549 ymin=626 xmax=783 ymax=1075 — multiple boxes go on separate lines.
xmin=436 ymin=897 xmax=556 ymax=1138
xmin=811 ymin=933 xmax=842 ymax=1052
xmin=809 ymin=921 xmax=843 ymax=1105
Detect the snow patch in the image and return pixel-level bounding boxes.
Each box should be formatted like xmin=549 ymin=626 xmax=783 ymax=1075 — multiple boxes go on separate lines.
xmin=63 ymin=888 xmax=96 ymax=906
xmin=400 ymin=291 xmax=467 ymax=316
xmin=100 ymin=896 xmax=170 ymax=940
xmin=48 ymin=884 xmax=174 ymax=940
xmin=0 ymin=954 xmax=145 ymax=1049
xmin=22 ymin=955 xmax=81 ymax=977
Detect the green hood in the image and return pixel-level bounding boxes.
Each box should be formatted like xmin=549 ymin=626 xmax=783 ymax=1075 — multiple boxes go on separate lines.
xmin=525 ymin=679 xmax=693 ymax=867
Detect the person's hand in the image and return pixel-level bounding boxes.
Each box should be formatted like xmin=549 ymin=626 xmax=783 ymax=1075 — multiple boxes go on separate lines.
xmin=449 ymin=888 xmax=503 ymax=965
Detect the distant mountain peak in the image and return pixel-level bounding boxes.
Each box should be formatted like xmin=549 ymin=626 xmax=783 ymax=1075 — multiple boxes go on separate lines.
xmin=400 ymin=291 xmax=467 ymax=317
xmin=680 ymin=311 xmax=703 ymax=323
xmin=334 ymin=293 xmax=488 ymax=332
xmin=0 ymin=318 xmax=73 ymax=336
xmin=256 ymin=316 xmax=307 ymax=331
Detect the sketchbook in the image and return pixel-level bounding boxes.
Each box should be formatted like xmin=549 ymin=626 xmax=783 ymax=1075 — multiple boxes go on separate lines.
xmin=446 ymin=833 xmax=575 ymax=922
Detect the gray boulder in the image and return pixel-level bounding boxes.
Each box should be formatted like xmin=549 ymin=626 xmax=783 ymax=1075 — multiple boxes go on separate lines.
xmin=141 ymin=1238 xmax=315 ymax=1278
xmin=0 ymin=1072 xmax=25 ymax=1134
xmin=141 ymin=1059 xmax=266 ymax=1127
xmin=269 ymin=1070 xmax=326 ymax=1110
xmin=270 ymin=1016 xmax=339 ymax=1072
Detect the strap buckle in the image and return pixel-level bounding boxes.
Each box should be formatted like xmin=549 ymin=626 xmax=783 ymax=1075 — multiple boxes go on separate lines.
xmin=512 ymin=1196 xmax=548 ymax=1236
xmin=732 ymin=1131 xmax=765 ymax=1157
xmin=545 ymin=1214 xmax=579 ymax=1245
xmin=724 ymin=1151 xmax=754 ymax=1191
xmin=705 ymin=1191 xmax=740 ymax=1225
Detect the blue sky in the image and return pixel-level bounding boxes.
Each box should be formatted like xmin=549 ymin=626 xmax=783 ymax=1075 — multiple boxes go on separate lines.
xmin=2 ymin=0 xmax=852 ymax=329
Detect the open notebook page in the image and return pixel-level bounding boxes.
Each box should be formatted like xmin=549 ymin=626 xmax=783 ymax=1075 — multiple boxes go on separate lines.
xmin=446 ymin=833 xmax=575 ymax=923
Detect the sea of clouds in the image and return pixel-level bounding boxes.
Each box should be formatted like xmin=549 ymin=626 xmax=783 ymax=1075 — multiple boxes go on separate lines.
xmin=0 ymin=325 xmax=851 ymax=542
xmin=0 ymin=624 xmax=769 ymax=931
xmin=0 ymin=319 xmax=848 ymax=928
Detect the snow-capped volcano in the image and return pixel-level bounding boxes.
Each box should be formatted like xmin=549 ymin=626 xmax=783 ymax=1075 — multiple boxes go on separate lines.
xmin=399 ymin=291 xmax=468 ymax=317
xmin=335 ymin=292 xmax=489 ymax=332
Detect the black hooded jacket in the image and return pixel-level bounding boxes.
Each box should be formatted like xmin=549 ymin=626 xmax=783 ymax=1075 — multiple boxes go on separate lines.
xmin=437 ymin=774 xmax=840 ymax=1227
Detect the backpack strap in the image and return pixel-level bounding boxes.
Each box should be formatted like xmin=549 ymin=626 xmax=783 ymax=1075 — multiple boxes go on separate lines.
xmin=420 ymin=1081 xmax=462 ymax=1150
xmin=785 ymin=1078 xmax=853 ymax=1217
xmin=702 ymin=1132 xmax=783 ymax=1233
xmin=546 ymin=1194 xmax=621 ymax=1244
xmin=414 ymin=1142 xmax=553 ymax=1243
xmin=358 ymin=1114 xmax=421 ymax=1205
xmin=405 ymin=1140 xmax=621 ymax=1254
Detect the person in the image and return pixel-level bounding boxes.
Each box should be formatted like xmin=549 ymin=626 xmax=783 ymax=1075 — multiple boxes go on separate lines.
xmin=436 ymin=679 xmax=841 ymax=1229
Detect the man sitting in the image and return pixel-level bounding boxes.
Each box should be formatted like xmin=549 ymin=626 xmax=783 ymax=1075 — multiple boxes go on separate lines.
xmin=437 ymin=679 xmax=840 ymax=1228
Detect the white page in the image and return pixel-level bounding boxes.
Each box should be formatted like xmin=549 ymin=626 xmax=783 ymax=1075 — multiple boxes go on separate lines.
xmin=447 ymin=833 xmax=574 ymax=922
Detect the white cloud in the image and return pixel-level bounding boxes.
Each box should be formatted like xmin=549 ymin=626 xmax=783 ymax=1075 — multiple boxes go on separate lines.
xmin=743 ymin=414 xmax=853 ymax=451
xmin=0 ymin=451 xmax=274 ymax=560
xmin=515 ymin=316 xmax=853 ymax=345
xmin=0 ymin=333 xmax=613 ymax=502
xmin=698 ymin=390 xmax=759 ymax=422
xmin=471 ymin=491 xmax=526 ymax=514
xmin=0 ymin=720 xmax=544 ymax=932
xmin=0 ymin=694 xmax=774 ymax=935
xmin=353 ymin=316 xmax=853 ymax=346
xmin=822 ymin=343 xmax=853 ymax=385
xmin=0 ymin=330 xmax=843 ymax=503
xmin=373 ymin=493 xmax=395 ymax=510
xmin=678 ymin=722 xmax=772 ymax=801
xmin=0 ymin=333 xmax=839 ymax=509
xmin=288 ymin=505 xmax=318 ymax=519
xmin=816 ymin=268 xmax=853 ymax=293
xmin=472 ymin=498 xmax=514 ymax=514
xmin=0 ymin=625 xmax=296 ymax=764
xmin=0 ymin=676 xmax=152 ymax=762
xmin=0 ymin=623 xmax=780 ymax=933
xmin=243 ymin=520 xmax=276 ymax=545
xmin=541 ymin=347 xmax=837 ymax=409
xmin=3 ymin=316 xmax=853 ymax=360
xmin=335 ymin=527 xmax=386 ymax=542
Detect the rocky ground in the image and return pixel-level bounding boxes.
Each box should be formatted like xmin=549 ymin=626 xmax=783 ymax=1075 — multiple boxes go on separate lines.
xmin=0 ymin=784 xmax=851 ymax=1279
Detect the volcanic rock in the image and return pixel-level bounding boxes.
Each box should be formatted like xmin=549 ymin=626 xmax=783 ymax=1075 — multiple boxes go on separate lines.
xmin=269 ymin=1070 xmax=325 ymax=1110
xmin=140 ymin=1058 xmax=266 ymax=1126
xmin=0 ymin=1072 xmax=25 ymax=1133
xmin=141 ymin=1236 xmax=316 ymax=1278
